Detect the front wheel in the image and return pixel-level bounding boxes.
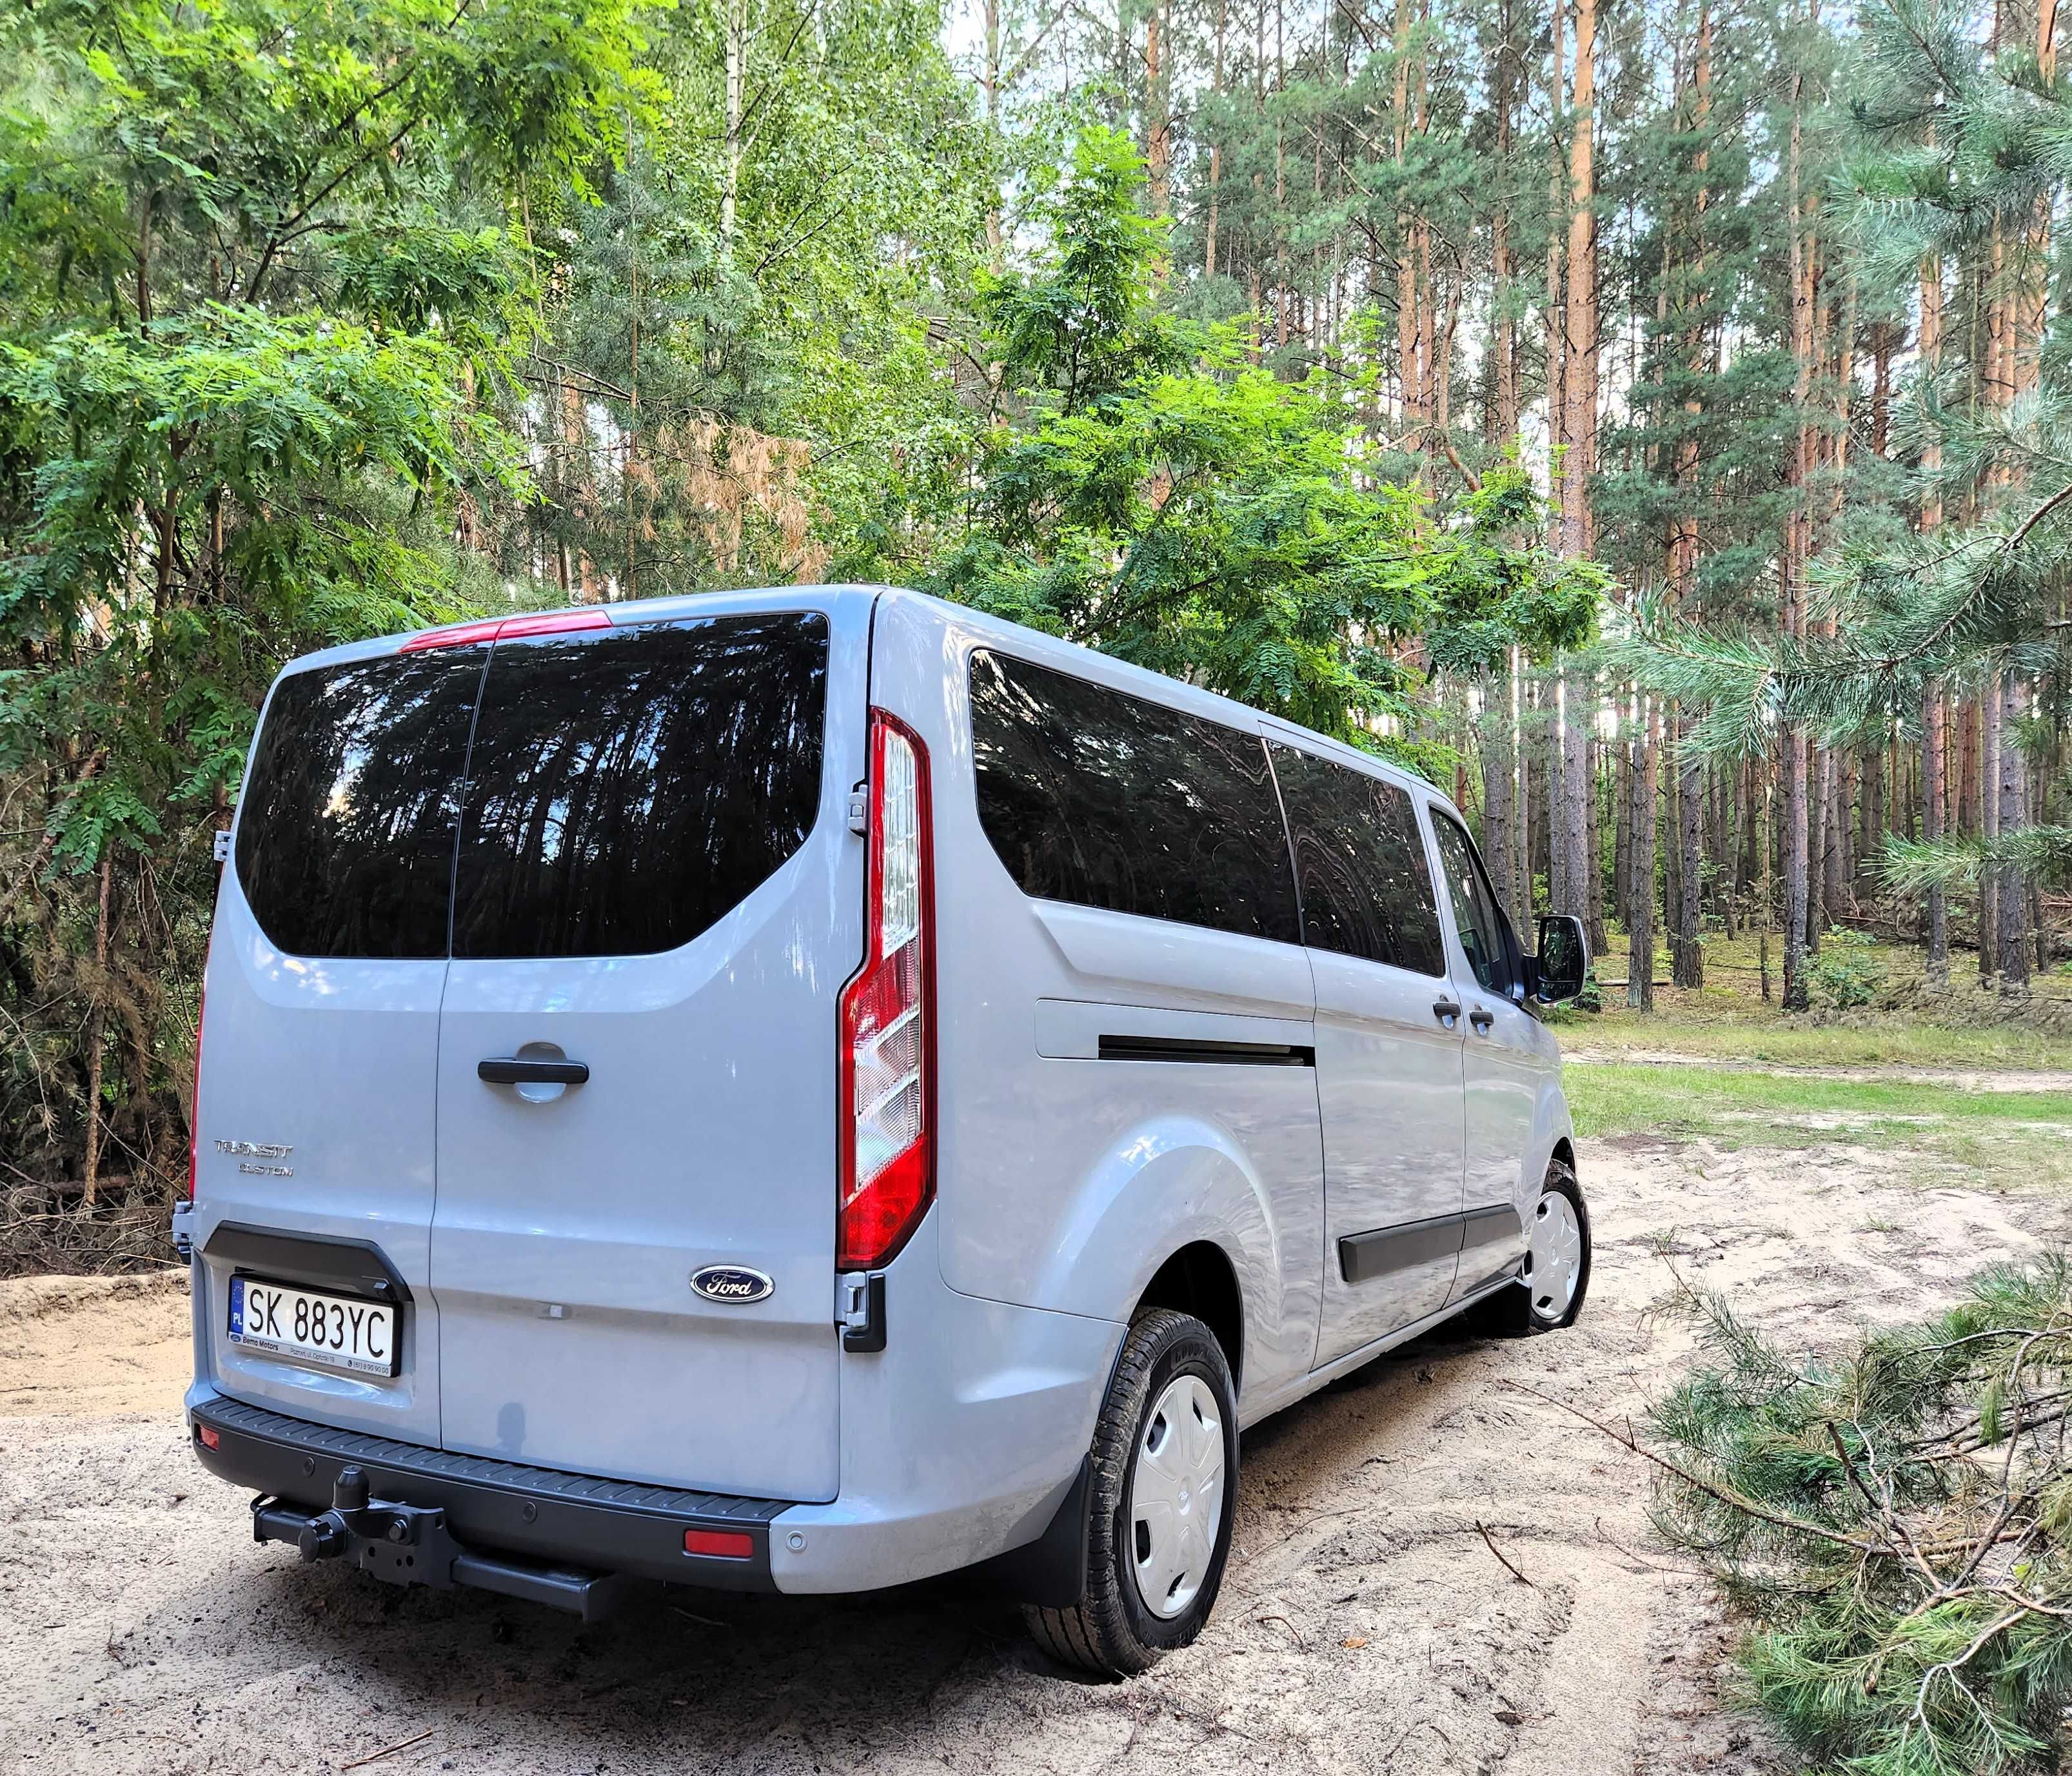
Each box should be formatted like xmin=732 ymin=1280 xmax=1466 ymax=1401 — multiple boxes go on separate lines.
xmin=1023 ymin=1307 xmax=1239 ymax=1677
xmin=1470 ymin=1158 xmax=1592 ymax=1337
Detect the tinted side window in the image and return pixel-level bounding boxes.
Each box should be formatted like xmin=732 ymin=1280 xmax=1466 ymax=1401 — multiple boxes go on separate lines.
xmin=1269 ymin=744 xmax=1446 ymax=977
xmin=451 ymin=613 xmax=828 ymax=958
xmin=969 ymin=651 xmax=1300 ymax=944
xmin=1432 ymin=812 xmax=1514 ymax=996
xmin=237 ymin=651 xmax=483 ymax=958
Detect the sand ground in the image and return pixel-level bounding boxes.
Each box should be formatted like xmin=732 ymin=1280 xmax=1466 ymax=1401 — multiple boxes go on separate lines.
xmin=2 ymin=1127 xmax=2060 ymax=1776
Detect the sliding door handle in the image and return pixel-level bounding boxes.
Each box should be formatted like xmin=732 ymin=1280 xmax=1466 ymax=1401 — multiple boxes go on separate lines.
xmin=1469 ymin=1007 xmax=1496 ymax=1034
xmin=479 ymin=1057 xmax=590 ymax=1086
xmin=1432 ymin=998 xmax=1461 ymax=1029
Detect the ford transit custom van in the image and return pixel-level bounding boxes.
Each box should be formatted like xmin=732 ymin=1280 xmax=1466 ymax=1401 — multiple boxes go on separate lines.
xmin=179 ymin=584 xmax=1591 ymax=1675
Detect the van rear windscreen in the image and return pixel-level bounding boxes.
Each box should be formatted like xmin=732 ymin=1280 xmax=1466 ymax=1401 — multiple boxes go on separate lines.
xmin=235 ymin=613 xmax=829 ymax=960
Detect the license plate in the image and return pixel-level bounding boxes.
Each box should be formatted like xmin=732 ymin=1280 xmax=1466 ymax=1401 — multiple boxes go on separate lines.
xmin=228 ymin=1276 xmax=399 ymax=1377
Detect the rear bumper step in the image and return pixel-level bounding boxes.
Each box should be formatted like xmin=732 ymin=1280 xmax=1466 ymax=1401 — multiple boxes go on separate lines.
xmin=192 ymin=1394 xmax=787 ymax=1600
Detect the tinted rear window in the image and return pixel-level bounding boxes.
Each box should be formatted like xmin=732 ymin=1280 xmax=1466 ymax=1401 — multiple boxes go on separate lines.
xmin=235 ymin=612 xmax=828 ymax=960
xmin=969 ymin=650 xmax=1299 ymax=945
xmin=451 ymin=613 xmax=828 ymax=958
xmin=1269 ymin=744 xmax=1445 ymax=976
xmin=237 ymin=651 xmax=483 ymax=958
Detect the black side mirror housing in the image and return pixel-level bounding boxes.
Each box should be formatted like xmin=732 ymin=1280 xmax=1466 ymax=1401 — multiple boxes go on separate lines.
xmin=1530 ymin=914 xmax=1589 ymax=1003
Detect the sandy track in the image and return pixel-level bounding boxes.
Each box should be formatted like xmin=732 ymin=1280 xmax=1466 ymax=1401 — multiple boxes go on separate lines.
xmin=2 ymin=1138 xmax=2061 ymax=1776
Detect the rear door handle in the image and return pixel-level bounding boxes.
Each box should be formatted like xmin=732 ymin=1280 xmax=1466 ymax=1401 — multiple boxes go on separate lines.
xmin=1469 ymin=1007 xmax=1495 ymax=1034
xmin=478 ymin=1057 xmax=590 ymax=1086
xmin=1432 ymin=998 xmax=1461 ymax=1029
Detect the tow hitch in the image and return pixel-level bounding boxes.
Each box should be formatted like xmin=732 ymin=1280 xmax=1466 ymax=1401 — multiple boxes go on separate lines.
xmin=252 ymin=1465 xmax=629 ymax=1622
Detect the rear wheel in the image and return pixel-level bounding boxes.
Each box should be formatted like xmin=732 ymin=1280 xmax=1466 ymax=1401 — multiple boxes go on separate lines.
xmin=1024 ymin=1307 xmax=1238 ymax=1677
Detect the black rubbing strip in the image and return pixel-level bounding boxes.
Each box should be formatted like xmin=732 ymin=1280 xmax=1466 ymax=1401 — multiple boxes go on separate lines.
xmin=1461 ymin=1203 xmax=1523 ymax=1250
xmin=1338 ymin=1210 xmax=1469 ymax=1284
xmin=1096 ymin=1034 xmax=1316 ymax=1067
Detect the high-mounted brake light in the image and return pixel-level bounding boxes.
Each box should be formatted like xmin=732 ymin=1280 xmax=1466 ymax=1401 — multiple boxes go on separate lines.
xmin=837 ymin=710 xmax=935 ymax=1272
xmin=398 ymin=608 xmax=611 ymax=653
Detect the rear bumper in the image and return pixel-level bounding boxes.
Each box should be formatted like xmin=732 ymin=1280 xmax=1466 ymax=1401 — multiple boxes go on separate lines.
xmin=188 ymin=1391 xmax=787 ymax=1593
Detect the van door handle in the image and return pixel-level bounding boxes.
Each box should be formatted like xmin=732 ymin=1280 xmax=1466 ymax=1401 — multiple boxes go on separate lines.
xmin=1469 ymin=1007 xmax=1496 ymax=1033
xmin=1432 ymin=998 xmax=1461 ymax=1029
xmin=478 ymin=1057 xmax=590 ymax=1086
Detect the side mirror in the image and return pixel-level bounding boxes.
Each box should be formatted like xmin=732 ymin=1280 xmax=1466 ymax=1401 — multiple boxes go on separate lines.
xmin=1532 ymin=914 xmax=1589 ymax=1003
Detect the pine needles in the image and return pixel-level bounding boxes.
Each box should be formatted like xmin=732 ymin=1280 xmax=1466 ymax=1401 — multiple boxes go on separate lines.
xmin=1637 ymin=1260 xmax=2072 ymax=1773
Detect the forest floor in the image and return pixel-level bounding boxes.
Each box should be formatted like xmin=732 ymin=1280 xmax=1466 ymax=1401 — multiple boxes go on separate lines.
xmin=7 ymin=981 xmax=2072 ymax=1773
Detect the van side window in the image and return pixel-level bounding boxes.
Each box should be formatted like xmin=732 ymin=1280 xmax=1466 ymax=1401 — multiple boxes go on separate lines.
xmin=969 ymin=650 xmax=1301 ymax=945
xmin=451 ymin=613 xmax=829 ymax=958
xmin=1268 ymin=744 xmax=1445 ymax=977
xmin=1430 ymin=812 xmax=1513 ymax=996
xmin=236 ymin=650 xmax=484 ymax=959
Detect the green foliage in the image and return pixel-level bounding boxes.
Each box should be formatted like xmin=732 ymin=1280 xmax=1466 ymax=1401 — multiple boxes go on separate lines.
xmin=1648 ymin=1258 xmax=2072 ymax=1773
xmin=885 ymin=129 xmax=1603 ymax=759
xmin=0 ymin=0 xmax=653 ymax=1187
xmin=1809 ymin=928 xmax=1887 ymax=1011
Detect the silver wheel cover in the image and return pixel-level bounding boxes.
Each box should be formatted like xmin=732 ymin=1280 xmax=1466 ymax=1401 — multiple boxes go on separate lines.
xmin=1129 ymin=1372 xmax=1227 ymax=1620
xmin=1527 ymin=1189 xmax=1584 ymax=1321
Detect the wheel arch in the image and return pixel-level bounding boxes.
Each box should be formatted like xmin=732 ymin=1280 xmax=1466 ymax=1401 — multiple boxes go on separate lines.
xmin=1134 ymin=1240 xmax=1245 ymax=1387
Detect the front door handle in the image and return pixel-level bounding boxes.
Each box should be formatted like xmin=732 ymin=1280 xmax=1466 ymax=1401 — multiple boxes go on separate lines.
xmin=478 ymin=1057 xmax=590 ymax=1086
xmin=1469 ymin=1007 xmax=1496 ymax=1034
xmin=1432 ymin=998 xmax=1461 ymax=1029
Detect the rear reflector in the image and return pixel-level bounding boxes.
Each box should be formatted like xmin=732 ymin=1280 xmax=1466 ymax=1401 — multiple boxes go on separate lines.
xmin=682 ymin=1528 xmax=753 ymax=1560
xmin=399 ymin=609 xmax=611 ymax=652
xmin=197 ymin=1423 xmax=219 ymax=1450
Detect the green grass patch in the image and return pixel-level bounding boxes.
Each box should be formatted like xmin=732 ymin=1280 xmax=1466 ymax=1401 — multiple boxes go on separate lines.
xmin=1565 ymin=1062 xmax=2072 ymax=1187
xmin=1565 ymin=926 xmax=2072 ymax=1072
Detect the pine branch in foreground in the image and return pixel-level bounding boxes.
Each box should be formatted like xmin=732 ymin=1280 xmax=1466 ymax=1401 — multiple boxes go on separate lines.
xmin=1606 ymin=1259 xmax=2072 ymax=1773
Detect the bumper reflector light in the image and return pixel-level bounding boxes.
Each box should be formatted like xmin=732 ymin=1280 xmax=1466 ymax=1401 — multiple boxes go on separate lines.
xmin=682 ymin=1528 xmax=753 ymax=1560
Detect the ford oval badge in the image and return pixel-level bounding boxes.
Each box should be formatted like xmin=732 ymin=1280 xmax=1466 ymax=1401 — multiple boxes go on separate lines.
xmin=691 ymin=1265 xmax=775 ymax=1305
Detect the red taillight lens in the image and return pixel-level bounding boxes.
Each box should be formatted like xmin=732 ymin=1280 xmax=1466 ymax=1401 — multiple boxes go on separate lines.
xmin=683 ymin=1528 xmax=753 ymax=1559
xmin=837 ymin=710 xmax=934 ymax=1271
xmin=185 ymin=982 xmax=206 ymax=1201
xmin=196 ymin=1423 xmax=220 ymax=1451
xmin=398 ymin=609 xmax=611 ymax=652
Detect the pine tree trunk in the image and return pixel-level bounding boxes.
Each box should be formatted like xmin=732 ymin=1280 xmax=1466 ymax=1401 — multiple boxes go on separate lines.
xmin=1588 ymin=732 xmax=1606 ymax=954
xmin=1145 ymin=0 xmax=1170 ymax=216
xmin=1999 ymin=676 xmax=2029 ymax=985
xmin=1981 ymin=677 xmax=2001 ymax=978
xmin=1629 ymin=700 xmax=1659 ymax=1011
xmin=82 ymin=851 xmax=112 ymax=1207
xmin=1673 ymin=715 xmax=1704 ymax=986
xmin=1483 ymin=665 xmax=1519 ymax=925
xmin=1204 ymin=0 xmax=1226 ymax=276
xmin=1560 ymin=0 xmax=1597 ymax=562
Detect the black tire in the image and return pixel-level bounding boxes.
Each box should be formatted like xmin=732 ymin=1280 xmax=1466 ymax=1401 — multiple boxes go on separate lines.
xmin=1024 ymin=1307 xmax=1239 ymax=1678
xmin=1470 ymin=1158 xmax=1591 ymax=1337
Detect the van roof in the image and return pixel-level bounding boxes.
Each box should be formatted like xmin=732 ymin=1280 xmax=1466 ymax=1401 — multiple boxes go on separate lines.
xmin=277 ymin=582 xmax=1443 ymax=809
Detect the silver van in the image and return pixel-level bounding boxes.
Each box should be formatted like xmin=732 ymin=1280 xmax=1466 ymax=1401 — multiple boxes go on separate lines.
xmin=178 ymin=585 xmax=1591 ymax=1676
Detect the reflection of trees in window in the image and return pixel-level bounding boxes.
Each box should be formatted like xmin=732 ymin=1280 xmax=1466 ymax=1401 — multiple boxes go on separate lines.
xmin=971 ymin=651 xmax=1300 ymax=944
xmin=237 ymin=652 xmax=484 ymax=958
xmin=450 ymin=615 xmax=829 ymax=958
xmin=1269 ymin=745 xmax=1444 ymax=978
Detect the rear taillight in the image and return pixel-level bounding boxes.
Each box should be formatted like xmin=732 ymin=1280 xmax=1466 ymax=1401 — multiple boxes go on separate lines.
xmin=837 ymin=710 xmax=934 ymax=1271
xmin=185 ymin=982 xmax=206 ymax=1201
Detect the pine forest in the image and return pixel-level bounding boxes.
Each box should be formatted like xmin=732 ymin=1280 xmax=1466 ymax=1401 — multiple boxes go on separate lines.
xmin=5 ymin=0 xmax=2072 ymax=1203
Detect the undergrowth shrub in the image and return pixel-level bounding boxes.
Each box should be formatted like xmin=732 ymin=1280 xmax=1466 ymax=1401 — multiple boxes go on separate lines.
xmin=1646 ymin=1259 xmax=2072 ymax=1774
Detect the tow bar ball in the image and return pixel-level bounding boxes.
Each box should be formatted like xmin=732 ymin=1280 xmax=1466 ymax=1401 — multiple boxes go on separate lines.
xmin=295 ymin=1465 xmax=371 ymax=1563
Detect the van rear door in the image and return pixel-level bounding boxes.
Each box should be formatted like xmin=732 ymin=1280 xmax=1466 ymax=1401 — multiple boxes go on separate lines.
xmin=196 ymin=644 xmax=482 ymax=1445
xmin=429 ymin=598 xmax=864 ymax=1502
